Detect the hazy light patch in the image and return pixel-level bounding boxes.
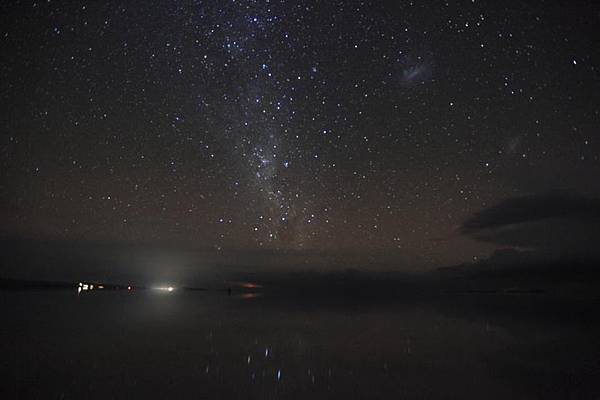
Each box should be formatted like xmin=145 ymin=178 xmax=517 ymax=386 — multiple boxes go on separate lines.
xmin=227 ymin=281 xmax=263 ymax=289
xmin=154 ymin=286 xmax=176 ymax=293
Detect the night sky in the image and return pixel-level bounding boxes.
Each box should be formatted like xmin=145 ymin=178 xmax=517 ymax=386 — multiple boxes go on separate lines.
xmin=1 ymin=0 xmax=599 ymax=269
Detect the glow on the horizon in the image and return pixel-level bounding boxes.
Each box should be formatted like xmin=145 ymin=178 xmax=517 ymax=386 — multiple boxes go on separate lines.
xmin=154 ymin=286 xmax=176 ymax=292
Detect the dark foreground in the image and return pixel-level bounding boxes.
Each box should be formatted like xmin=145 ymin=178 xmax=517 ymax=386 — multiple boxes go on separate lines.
xmin=2 ymin=288 xmax=600 ymax=399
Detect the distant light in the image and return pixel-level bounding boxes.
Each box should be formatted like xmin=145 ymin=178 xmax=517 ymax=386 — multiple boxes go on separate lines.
xmin=127 ymin=285 xmax=132 ymax=291
xmin=228 ymin=281 xmax=263 ymax=289
xmin=154 ymin=286 xmax=176 ymax=293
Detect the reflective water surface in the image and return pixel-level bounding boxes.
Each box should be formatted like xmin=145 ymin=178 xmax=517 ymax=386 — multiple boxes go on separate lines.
xmin=2 ymin=290 xmax=599 ymax=399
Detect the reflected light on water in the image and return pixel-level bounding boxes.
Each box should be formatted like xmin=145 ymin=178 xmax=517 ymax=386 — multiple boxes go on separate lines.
xmin=239 ymin=293 xmax=261 ymax=300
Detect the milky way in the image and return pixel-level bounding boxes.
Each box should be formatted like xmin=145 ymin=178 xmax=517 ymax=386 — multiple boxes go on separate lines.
xmin=1 ymin=0 xmax=599 ymax=268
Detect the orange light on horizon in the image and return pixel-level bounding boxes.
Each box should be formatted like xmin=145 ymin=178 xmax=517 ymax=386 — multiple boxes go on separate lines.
xmin=228 ymin=281 xmax=263 ymax=289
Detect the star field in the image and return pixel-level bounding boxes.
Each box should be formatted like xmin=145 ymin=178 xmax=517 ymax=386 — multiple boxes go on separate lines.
xmin=1 ymin=0 xmax=599 ymax=268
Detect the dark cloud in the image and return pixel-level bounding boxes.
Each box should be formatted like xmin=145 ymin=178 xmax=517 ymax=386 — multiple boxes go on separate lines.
xmin=462 ymin=191 xmax=600 ymax=258
xmin=463 ymin=191 xmax=600 ymax=233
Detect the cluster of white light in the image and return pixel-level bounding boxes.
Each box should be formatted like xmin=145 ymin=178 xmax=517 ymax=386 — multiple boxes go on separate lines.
xmin=78 ymin=282 xmax=97 ymax=293
xmin=77 ymin=282 xmax=107 ymax=293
